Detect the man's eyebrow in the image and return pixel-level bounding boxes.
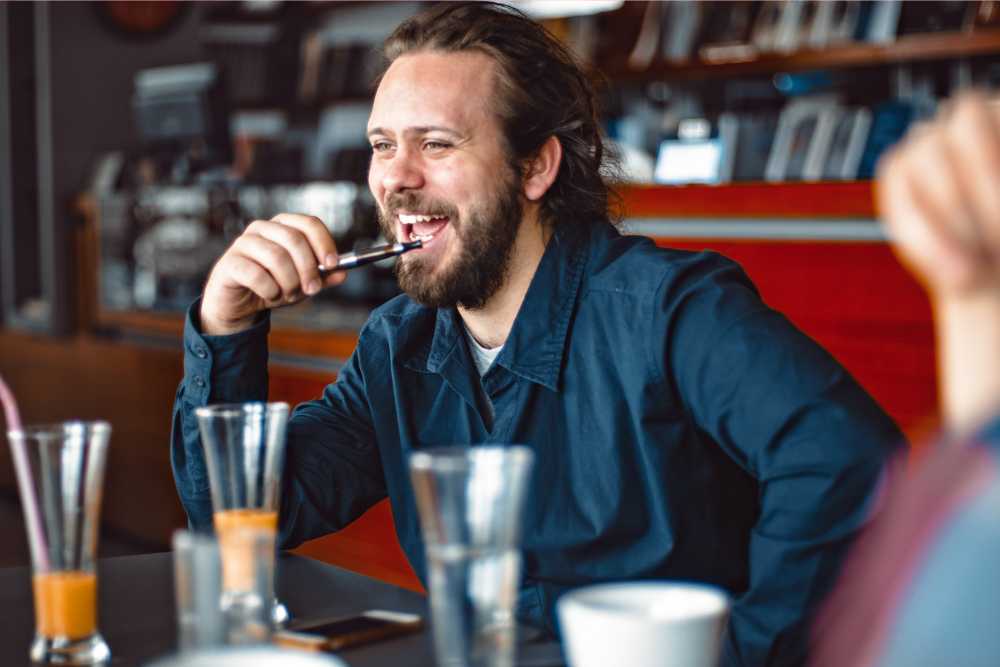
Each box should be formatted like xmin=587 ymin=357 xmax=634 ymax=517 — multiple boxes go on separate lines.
xmin=366 ymin=126 xmax=463 ymax=138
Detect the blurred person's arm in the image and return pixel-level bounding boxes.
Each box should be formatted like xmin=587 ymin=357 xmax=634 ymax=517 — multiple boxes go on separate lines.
xmin=812 ymin=91 xmax=1000 ymax=667
xmin=878 ymin=92 xmax=1000 ymax=435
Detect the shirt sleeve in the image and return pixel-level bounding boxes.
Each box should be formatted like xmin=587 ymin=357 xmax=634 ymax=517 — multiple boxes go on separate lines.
xmin=655 ymin=254 xmax=906 ymax=667
xmin=169 ymin=299 xmax=387 ymax=548
xmin=170 ymin=298 xmax=272 ymax=532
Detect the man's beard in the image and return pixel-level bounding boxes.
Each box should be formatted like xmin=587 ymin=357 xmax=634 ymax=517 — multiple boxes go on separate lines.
xmin=376 ymin=175 xmax=523 ymax=310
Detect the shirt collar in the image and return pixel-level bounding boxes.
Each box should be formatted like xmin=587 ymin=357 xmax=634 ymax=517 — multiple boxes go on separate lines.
xmin=420 ymin=223 xmax=588 ymax=392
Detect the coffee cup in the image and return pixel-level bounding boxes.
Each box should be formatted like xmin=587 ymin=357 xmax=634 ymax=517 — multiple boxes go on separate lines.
xmin=557 ymin=581 xmax=730 ymax=667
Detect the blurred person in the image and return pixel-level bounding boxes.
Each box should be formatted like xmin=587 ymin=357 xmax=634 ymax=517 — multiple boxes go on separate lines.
xmin=813 ymin=91 xmax=1000 ymax=667
xmin=171 ymin=4 xmax=902 ymax=665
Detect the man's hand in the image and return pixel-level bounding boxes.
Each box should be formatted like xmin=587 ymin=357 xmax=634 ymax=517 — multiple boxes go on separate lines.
xmin=200 ymin=214 xmax=346 ymax=335
xmin=877 ymin=91 xmax=1000 ymax=300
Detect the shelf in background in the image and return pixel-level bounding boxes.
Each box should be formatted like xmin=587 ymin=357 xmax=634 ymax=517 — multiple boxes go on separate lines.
xmin=618 ymin=181 xmax=875 ymax=219
xmin=610 ymin=29 xmax=1000 ymax=82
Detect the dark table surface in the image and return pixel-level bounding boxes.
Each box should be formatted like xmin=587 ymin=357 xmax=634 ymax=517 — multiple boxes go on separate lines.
xmin=0 ymin=553 xmax=565 ymax=667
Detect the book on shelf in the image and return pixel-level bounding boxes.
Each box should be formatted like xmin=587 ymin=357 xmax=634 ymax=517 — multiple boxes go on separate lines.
xmin=761 ymin=0 xmax=830 ymax=54
xmin=897 ymin=0 xmax=977 ymax=36
xmin=765 ymin=95 xmax=841 ymax=182
xmin=697 ymin=1 xmax=760 ymax=63
xmin=863 ymin=0 xmax=902 ymax=43
xmin=727 ymin=112 xmax=780 ymax=183
xmin=774 ymin=0 xmax=810 ymax=53
xmin=717 ymin=113 xmax=740 ymax=183
xmin=807 ymin=1 xmax=863 ymax=48
xmin=626 ymin=0 xmax=662 ymax=69
xmin=857 ymin=100 xmax=915 ymax=179
xmin=750 ymin=1 xmax=786 ymax=53
xmin=822 ymin=107 xmax=873 ymax=180
xmin=663 ymin=1 xmax=703 ymax=64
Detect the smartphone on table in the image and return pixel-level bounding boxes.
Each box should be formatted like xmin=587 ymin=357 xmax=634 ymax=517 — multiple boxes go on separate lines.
xmin=274 ymin=610 xmax=423 ymax=652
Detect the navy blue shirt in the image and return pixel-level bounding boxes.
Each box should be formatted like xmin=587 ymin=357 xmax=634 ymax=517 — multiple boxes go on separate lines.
xmin=172 ymin=221 xmax=903 ymax=666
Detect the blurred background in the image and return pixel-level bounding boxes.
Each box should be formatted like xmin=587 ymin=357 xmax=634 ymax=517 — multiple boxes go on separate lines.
xmin=1 ymin=0 xmax=994 ymax=588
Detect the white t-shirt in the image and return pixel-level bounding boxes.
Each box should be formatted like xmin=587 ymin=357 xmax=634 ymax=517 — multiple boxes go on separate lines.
xmin=464 ymin=326 xmax=502 ymax=376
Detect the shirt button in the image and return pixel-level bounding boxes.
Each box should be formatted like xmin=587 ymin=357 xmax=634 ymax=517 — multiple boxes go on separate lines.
xmin=193 ymin=345 xmax=208 ymax=359
xmin=193 ymin=376 xmax=205 ymax=388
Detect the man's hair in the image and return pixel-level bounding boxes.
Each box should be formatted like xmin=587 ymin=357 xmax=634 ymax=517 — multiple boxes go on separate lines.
xmin=377 ymin=2 xmax=621 ymax=229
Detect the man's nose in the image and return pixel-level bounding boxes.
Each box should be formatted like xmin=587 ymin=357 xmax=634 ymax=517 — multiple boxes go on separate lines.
xmin=381 ymin=149 xmax=424 ymax=194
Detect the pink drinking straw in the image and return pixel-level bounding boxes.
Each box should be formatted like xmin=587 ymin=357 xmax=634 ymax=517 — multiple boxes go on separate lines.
xmin=0 ymin=373 xmax=50 ymax=570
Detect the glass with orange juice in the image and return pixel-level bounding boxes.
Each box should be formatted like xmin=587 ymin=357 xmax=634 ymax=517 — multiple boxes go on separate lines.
xmin=7 ymin=421 xmax=112 ymax=664
xmin=196 ymin=402 xmax=290 ymax=632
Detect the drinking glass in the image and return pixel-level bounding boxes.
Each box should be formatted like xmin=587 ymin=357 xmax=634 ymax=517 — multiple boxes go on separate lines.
xmin=7 ymin=421 xmax=112 ymax=665
xmin=194 ymin=402 xmax=290 ymax=628
xmin=172 ymin=530 xmax=224 ymax=651
xmin=409 ymin=446 xmax=534 ymax=667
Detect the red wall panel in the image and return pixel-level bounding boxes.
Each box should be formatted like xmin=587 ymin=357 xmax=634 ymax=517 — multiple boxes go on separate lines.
xmin=661 ymin=239 xmax=939 ymax=446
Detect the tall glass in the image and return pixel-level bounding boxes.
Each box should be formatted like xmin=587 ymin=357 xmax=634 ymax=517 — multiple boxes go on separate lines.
xmin=195 ymin=402 xmax=289 ymax=628
xmin=172 ymin=527 xmax=273 ymax=648
xmin=7 ymin=421 xmax=111 ymax=665
xmin=409 ymin=446 xmax=535 ymax=667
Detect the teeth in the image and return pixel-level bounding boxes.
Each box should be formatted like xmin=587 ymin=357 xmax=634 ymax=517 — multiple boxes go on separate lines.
xmin=410 ymin=232 xmax=434 ymax=242
xmin=399 ymin=213 xmax=445 ymax=225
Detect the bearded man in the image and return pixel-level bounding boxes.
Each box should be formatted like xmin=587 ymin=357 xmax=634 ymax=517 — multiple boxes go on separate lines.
xmin=171 ymin=4 xmax=903 ymax=665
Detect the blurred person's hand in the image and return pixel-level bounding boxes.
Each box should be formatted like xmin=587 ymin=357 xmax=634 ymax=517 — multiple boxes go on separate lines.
xmin=200 ymin=214 xmax=346 ymax=335
xmin=878 ymin=91 xmax=1000 ymax=432
xmin=878 ymin=91 xmax=1000 ymax=299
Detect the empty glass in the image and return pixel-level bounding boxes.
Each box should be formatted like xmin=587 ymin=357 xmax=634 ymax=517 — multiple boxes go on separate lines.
xmin=409 ymin=446 xmax=535 ymax=667
xmin=194 ymin=402 xmax=290 ymax=628
xmin=7 ymin=421 xmax=112 ymax=665
xmin=172 ymin=530 xmax=224 ymax=651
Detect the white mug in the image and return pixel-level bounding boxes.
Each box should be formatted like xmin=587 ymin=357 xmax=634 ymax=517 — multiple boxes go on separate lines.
xmin=557 ymin=581 xmax=730 ymax=667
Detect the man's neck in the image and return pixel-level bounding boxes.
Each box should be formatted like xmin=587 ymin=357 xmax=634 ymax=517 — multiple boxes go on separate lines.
xmin=458 ymin=210 xmax=551 ymax=349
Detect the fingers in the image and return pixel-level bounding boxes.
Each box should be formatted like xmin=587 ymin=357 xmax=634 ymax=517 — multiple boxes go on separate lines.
xmin=904 ymin=125 xmax=983 ymax=257
xmin=201 ymin=213 xmax=347 ymax=332
xmin=269 ymin=213 xmax=346 ymax=287
xmin=225 ymin=254 xmax=282 ymax=304
xmin=231 ymin=232 xmax=304 ymax=302
xmin=878 ymin=150 xmax=975 ymax=291
xmin=877 ymin=90 xmax=1000 ymax=296
xmin=946 ymin=94 xmax=1000 ymax=258
xmin=245 ymin=219 xmax=324 ymax=295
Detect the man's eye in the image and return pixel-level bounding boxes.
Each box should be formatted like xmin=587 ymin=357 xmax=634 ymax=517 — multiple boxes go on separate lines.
xmin=424 ymin=141 xmax=451 ymax=151
xmin=371 ymin=142 xmax=393 ymax=153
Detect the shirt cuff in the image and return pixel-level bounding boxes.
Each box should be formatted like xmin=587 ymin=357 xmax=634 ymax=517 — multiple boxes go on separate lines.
xmin=182 ymin=297 xmax=271 ymax=405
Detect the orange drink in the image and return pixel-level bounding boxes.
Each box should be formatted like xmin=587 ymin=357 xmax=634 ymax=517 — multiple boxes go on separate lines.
xmin=197 ymin=402 xmax=290 ymax=629
xmin=214 ymin=508 xmax=278 ymax=592
xmin=10 ymin=421 xmax=112 ymax=663
xmin=32 ymin=570 xmax=97 ymax=639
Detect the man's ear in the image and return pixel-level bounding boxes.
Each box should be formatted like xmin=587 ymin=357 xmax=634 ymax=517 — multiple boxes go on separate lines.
xmin=522 ymin=136 xmax=562 ymax=202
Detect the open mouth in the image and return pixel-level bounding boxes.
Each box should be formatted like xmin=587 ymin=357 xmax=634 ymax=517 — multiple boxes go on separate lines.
xmin=398 ymin=212 xmax=450 ymax=247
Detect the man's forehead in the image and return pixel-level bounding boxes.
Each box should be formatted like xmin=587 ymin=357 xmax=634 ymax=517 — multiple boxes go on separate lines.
xmin=367 ymin=51 xmax=498 ymax=134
